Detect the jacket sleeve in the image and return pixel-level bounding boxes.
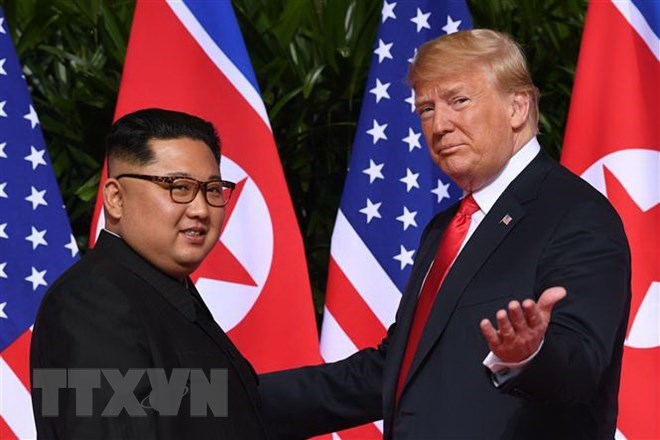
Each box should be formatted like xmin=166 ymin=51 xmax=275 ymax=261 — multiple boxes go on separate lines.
xmin=499 ymin=198 xmax=631 ymax=403
xmin=258 ymin=324 xmax=394 ymax=439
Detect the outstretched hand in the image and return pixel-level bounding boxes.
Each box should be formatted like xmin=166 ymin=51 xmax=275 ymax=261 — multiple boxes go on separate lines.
xmin=480 ymin=287 xmax=567 ymax=363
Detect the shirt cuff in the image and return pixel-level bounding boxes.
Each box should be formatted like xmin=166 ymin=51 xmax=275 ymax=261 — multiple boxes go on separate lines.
xmin=482 ymin=339 xmax=544 ymax=386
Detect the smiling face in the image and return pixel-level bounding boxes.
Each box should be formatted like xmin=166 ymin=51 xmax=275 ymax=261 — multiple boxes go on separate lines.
xmin=415 ymin=68 xmax=531 ymax=192
xmin=104 ymin=137 xmax=225 ymax=279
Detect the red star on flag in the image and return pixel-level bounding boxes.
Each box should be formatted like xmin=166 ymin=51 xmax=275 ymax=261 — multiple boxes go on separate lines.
xmin=604 ymin=167 xmax=658 ymax=321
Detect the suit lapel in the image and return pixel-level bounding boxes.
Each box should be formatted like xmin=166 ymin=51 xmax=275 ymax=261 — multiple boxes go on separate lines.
xmin=395 ymin=150 xmax=555 ymax=399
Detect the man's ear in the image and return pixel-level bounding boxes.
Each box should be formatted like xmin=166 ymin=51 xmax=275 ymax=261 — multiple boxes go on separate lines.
xmin=103 ymin=178 xmax=123 ymax=220
xmin=510 ymin=91 xmax=531 ymax=130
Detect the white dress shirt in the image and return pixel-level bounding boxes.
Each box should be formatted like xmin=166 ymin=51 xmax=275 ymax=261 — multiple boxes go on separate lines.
xmin=446 ymin=137 xmax=542 ymax=384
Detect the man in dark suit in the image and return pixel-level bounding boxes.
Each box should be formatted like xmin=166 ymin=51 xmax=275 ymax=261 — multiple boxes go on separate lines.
xmin=31 ymin=108 xmax=268 ymax=439
xmin=260 ymin=29 xmax=631 ymax=439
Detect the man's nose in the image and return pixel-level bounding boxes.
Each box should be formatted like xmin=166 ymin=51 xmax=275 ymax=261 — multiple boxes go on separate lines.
xmin=186 ymin=188 xmax=212 ymax=217
xmin=432 ymin=107 xmax=454 ymax=135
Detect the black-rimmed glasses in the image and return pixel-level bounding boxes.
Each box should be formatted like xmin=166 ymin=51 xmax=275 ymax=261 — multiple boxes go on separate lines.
xmin=116 ymin=174 xmax=235 ymax=207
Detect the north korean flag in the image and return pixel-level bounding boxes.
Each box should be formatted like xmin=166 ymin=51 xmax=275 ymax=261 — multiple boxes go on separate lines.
xmin=561 ymin=1 xmax=659 ymax=438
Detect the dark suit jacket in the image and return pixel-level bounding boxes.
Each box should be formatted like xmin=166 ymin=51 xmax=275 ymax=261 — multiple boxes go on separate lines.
xmin=31 ymin=231 xmax=268 ymax=440
xmin=260 ymin=150 xmax=631 ymax=439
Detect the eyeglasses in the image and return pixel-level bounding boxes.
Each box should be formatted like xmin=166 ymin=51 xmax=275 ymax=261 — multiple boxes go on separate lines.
xmin=116 ymin=174 xmax=236 ymax=207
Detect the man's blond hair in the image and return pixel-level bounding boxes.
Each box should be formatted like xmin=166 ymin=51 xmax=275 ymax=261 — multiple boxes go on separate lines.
xmin=408 ymin=29 xmax=540 ymax=133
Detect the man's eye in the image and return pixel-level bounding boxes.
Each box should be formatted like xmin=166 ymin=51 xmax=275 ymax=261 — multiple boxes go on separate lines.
xmin=171 ymin=182 xmax=193 ymax=192
xmin=417 ymin=106 xmax=434 ymax=117
xmin=206 ymin=184 xmax=223 ymax=194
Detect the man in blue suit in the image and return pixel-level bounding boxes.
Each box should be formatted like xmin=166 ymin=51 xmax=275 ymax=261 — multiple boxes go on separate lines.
xmin=261 ymin=29 xmax=631 ymax=439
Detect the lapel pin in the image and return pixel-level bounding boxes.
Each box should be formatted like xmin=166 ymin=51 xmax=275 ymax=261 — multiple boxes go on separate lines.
xmin=500 ymin=214 xmax=513 ymax=226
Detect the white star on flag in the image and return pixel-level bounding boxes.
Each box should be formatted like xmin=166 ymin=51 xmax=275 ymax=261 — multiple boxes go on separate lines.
xmin=382 ymin=1 xmax=397 ymax=23
xmin=0 ymin=59 xmax=6 ymax=75
xmin=25 ymin=266 xmax=47 ymax=291
xmin=0 ymin=262 xmax=7 ymax=278
xmin=0 ymin=18 xmax=5 ymax=34
xmin=0 ymin=141 xmax=6 ymax=157
xmin=0 ymin=302 xmax=7 ymax=319
xmin=393 ymin=245 xmax=415 ymax=269
xmin=65 ymin=234 xmax=79 ymax=257
xmin=402 ymin=128 xmax=422 ymax=151
xmin=0 ymin=100 xmax=7 ymax=117
xmin=25 ymin=186 xmax=48 ymax=209
xmin=24 ymin=104 xmax=39 ymax=128
xmin=374 ymin=39 xmax=394 ymax=63
xmin=25 ymin=226 xmax=48 ymax=250
xmin=400 ymin=168 xmax=420 ymax=192
xmin=360 ymin=198 xmax=383 ymax=223
xmin=0 ymin=182 xmax=7 ymax=198
xmin=370 ymin=78 xmax=391 ymax=103
xmin=407 ymin=48 xmax=417 ymax=64
xmin=363 ymin=159 xmax=385 ymax=183
xmin=442 ymin=15 xmax=462 ymax=34
xmin=396 ymin=207 xmax=418 ymax=230
xmin=0 ymin=223 xmax=8 ymax=239
xmin=366 ymin=119 xmax=388 ymax=144
xmin=411 ymin=8 xmax=431 ymax=33
xmin=431 ymin=178 xmax=451 ymax=202
xmin=404 ymin=88 xmax=416 ymax=112
xmin=24 ymin=145 xmax=46 ymax=169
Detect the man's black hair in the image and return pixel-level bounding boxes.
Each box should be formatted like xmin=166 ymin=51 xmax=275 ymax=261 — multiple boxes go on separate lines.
xmin=105 ymin=108 xmax=221 ymax=169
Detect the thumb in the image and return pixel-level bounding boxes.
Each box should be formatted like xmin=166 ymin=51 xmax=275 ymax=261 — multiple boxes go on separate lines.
xmin=537 ymin=286 xmax=567 ymax=314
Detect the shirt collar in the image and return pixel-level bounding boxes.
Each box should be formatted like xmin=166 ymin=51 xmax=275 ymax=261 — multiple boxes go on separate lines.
xmin=472 ymin=137 xmax=541 ymax=214
xmin=102 ymin=228 xmax=121 ymax=239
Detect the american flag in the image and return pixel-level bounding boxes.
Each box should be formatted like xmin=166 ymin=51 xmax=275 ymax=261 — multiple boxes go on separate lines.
xmin=0 ymin=9 xmax=79 ymax=439
xmin=561 ymin=1 xmax=659 ymax=438
xmin=319 ymin=1 xmax=472 ymax=437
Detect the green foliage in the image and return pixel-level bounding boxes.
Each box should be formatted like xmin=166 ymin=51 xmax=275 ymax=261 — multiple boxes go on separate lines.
xmin=1 ymin=0 xmax=587 ymax=313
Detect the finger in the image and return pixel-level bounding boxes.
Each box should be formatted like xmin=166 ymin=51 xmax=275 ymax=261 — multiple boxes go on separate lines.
xmin=480 ymin=319 xmax=501 ymax=347
xmin=508 ymin=301 xmax=528 ymax=333
xmin=496 ymin=309 xmax=515 ymax=340
xmin=537 ymin=287 xmax=567 ymax=314
xmin=521 ymin=299 xmax=542 ymax=328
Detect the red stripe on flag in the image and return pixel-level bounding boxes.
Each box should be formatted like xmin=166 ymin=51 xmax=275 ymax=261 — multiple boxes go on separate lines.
xmin=1 ymin=330 xmax=32 ymax=391
xmin=326 ymin=258 xmax=387 ymax=349
xmin=0 ymin=417 xmax=18 ymax=440
xmin=336 ymin=422 xmax=382 ymax=439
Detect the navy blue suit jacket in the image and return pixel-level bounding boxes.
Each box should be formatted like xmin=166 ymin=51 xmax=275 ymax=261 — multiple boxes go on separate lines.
xmin=261 ymin=150 xmax=631 ymax=439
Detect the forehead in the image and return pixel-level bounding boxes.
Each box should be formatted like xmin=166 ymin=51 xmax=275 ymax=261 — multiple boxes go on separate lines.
xmin=415 ymin=69 xmax=494 ymax=97
xmin=147 ymin=138 xmax=219 ymax=174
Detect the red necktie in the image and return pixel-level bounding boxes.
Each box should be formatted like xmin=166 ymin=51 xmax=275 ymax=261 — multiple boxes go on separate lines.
xmin=395 ymin=194 xmax=480 ymax=401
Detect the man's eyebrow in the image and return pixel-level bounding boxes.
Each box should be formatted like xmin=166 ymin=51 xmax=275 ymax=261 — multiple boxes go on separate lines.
xmin=163 ymin=172 xmax=222 ymax=180
xmin=415 ymin=85 xmax=466 ymax=106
